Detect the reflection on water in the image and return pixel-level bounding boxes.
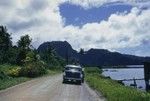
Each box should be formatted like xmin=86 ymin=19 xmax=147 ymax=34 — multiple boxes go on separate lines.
xmin=102 ymin=67 xmax=146 ymax=90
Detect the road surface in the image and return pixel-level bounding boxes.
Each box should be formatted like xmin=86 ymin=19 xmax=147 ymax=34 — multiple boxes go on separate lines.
xmin=0 ymin=74 xmax=105 ymax=101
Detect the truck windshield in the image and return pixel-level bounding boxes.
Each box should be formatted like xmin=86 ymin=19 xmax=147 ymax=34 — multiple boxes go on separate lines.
xmin=65 ymin=67 xmax=81 ymax=72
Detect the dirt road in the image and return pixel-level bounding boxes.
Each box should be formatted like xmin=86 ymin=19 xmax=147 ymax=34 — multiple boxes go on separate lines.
xmin=0 ymin=74 xmax=105 ymax=101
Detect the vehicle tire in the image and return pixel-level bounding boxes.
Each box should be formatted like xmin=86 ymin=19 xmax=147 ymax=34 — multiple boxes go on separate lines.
xmin=63 ymin=79 xmax=66 ymax=84
xmin=82 ymin=79 xmax=84 ymax=83
xmin=78 ymin=80 xmax=82 ymax=85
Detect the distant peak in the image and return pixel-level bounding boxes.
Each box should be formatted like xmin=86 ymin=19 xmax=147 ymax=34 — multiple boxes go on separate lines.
xmin=88 ymin=48 xmax=109 ymax=52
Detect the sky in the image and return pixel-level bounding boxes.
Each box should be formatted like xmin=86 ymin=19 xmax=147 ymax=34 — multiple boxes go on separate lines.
xmin=0 ymin=0 xmax=150 ymax=56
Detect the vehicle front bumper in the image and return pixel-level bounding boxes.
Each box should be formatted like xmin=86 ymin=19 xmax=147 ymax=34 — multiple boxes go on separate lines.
xmin=63 ymin=77 xmax=82 ymax=82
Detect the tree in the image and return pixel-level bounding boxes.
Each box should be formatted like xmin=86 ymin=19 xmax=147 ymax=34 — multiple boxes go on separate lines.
xmin=39 ymin=46 xmax=65 ymax=67
xmin=41 ymin=47 xmax=55 ymax=64
xmin=16 ymin=35 xmax=32 ymax=65
xmin=79 ymin=48 xmax=85 ymax=65
xmin=0 ymin=26 xmax=12 ymax=50
xmin=79 ymin=48 xmax=84 ymax=55
xmin=0 ymin=26 xmax=12 ymax=63
xmin=6 ymin=46 xmax=18 ymax=64
xmin=24 ymin=50 xmax=38 ymax=63
xmin=17 ymin=35 xmax=32 ymax=50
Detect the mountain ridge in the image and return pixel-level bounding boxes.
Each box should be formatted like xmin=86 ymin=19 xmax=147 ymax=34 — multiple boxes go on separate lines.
xmin=38 ymin=41 xmax=150 ymax=66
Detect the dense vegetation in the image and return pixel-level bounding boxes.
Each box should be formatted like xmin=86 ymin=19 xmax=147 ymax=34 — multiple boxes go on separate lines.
xmin=85 ymin=67 xmax=150 ymax=101
xmin=0 ymin=26 xmax=65 ymax=90
xmin=0 ymin=64 xmax=30 ymax=90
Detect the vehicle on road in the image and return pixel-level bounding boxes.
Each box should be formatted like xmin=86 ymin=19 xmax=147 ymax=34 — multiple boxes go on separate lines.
xmin=63 ymin=65 xmax=84 ymax=84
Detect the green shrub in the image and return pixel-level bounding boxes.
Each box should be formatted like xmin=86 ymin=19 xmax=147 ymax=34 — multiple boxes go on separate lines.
xmin=49 ymin=66 xmax=63 ymax=71
xmin=85 ymin=67 xmax=102 ymax=74
xmin=0 ymin=64 xmax=20 ymax=78
xmin=7 ymin=67 xmax=21 ymax=77
xmin=20 ymin=61 xmax=47 ymax=77
xmin=0 ymin=64 xmax=15 ymax=74
xmin=0 ymin=71 xmax=9 ymax=79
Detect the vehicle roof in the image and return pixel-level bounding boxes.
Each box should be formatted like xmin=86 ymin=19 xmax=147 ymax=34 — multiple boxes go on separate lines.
xmin=65 ymin=65 xmax=82 ymax=68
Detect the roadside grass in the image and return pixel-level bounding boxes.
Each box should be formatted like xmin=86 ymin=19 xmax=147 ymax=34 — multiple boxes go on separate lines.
xmin=85 ymin=67 xmax=150 ymax=101
xmin=46 ymin=65 xmax=63 ymax=75
xmin=46 ymin=69 xmax=61 ymax=75
xmin=0 ymin=64 xmax=30 ymax=90
xmin=0 ymin=64 xmax=61 ymax=90
xmin=0 ymin=77 xmax=30 ymax=90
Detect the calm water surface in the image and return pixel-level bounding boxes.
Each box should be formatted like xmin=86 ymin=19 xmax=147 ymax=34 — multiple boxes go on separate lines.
xmin=102 ymin=66 xmax=146 ymax=90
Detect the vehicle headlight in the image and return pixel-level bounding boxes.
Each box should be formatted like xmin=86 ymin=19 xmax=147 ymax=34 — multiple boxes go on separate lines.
xmin=80 ymin=74 xmax=83 ymax=78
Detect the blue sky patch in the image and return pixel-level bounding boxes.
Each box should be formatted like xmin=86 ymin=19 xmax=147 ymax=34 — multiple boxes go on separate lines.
xmin=59 ymin=2 xmax=133 ymax=26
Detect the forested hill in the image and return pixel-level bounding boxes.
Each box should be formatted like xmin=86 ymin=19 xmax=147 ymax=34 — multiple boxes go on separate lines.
xmin=38 ymin=41 xmax=150 ymax=66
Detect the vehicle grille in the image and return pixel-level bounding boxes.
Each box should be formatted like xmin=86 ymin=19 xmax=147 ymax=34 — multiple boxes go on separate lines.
xmin=65 ymin=72 xmax=80 ymax=78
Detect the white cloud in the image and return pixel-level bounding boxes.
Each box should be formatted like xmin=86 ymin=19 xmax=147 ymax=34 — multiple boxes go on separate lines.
xmin=76 ymin=7 xmax=150 ymax=50
xmin=0 ymin=0 xmax=150 ymax=56
xmin=59 ymin=7 xmax=150 ymax=55
xmin=63 ymin=0 xmax=150 ymax=9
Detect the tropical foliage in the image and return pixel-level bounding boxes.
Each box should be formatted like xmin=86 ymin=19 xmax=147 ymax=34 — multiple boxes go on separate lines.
xmin=0 ymin=26 xmax=64 ymax=77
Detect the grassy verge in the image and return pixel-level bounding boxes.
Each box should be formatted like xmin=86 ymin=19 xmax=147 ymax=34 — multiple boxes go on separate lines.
xmin=85 ymin=67 xmax=150 ymax=101
xmin=0 ymin=64 xmax=29 ymax=90
xmin=46 ymin=65 xmax=63 ymax=75
xmin=47 ymin=69 xmax=61 ymax=75
xmin=0 ymin=64 xmax=61 ymax=90
xmin=0 ymin=77 xmax=29 ymax=90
